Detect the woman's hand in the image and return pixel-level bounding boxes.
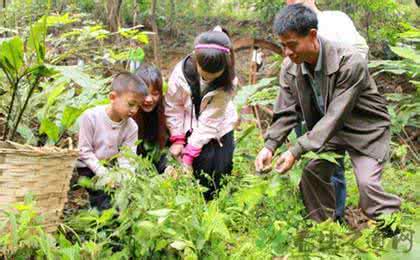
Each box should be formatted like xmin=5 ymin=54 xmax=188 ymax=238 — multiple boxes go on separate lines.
xmin=169 ymin=143 xmax=184 ymax=162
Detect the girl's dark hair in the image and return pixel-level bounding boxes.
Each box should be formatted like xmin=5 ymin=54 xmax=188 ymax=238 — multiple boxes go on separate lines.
xmin=133 ymin=64 xmax=167 ymax=149
xmin=184 ymin=29 xmax=235 ymax=92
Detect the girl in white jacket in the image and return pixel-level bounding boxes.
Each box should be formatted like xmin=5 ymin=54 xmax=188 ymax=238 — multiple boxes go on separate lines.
xmin=164 ymin=28 xmax=238 ymax=199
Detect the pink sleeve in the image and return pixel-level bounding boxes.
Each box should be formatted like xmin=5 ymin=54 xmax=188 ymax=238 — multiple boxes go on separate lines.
xmin=164 ymin=67 xmax=188 ymax=137
xmin=170 ymin=134 xmax=186 ymax=145
xmin=182 ymin=144 xmax=202 ymax=166
xmin=78 ymin=112 xmax=102 ymax=174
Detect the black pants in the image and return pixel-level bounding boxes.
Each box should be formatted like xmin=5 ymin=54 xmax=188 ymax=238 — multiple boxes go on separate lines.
xmin=192 ymin=131 xmax=235 ymax=200
xmin=76 ymin=167 xmax=112 ymax=211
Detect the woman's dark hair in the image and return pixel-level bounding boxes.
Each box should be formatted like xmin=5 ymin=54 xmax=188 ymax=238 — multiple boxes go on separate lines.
xmin=133 ymin=64 xmax=167 ymax=149
xmin=184 ymin=29 xmax=235 ymax=92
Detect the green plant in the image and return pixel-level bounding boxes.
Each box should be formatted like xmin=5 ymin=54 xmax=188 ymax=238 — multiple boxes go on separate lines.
xmin=0 ymin=123 xmax=417 ymax=259
xmin=1 ymin=12 xmax=150 ymax=145
xmin=0 ymin=194 xmax=53 ymax=258
xmin=0 ymin=16 xmax=54 ymax=141
xmin=317 ymin=0 xmax=413 ymax=56
xmin=369 ymin=30 xmax=420 ymax=163
xmin=32 ymin=65 xmax=110 ymax=144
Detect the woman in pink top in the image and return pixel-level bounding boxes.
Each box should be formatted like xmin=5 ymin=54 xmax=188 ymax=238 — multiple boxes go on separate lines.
xmin=164 ymin=27 xmax=238 ymax=200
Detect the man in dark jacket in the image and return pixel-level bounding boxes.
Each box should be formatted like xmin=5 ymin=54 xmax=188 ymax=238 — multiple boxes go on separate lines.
xmin=255 ymin=4 xmax=401 ymax=222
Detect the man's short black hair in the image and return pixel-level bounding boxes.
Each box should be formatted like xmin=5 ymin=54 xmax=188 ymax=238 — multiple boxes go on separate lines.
xmin=273 ymin=4 xmax=318 ymax=36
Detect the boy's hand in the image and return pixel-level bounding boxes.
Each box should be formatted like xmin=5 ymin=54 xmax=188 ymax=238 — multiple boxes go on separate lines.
xmin=96 ymin=166 xmax=108 ymax=177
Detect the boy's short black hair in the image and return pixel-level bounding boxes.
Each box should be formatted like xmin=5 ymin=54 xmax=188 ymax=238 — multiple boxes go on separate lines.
xmin=111 ymin=71 xmax=148 ymax=95
xmin=273 ymin=4 xmax=318 ymax=36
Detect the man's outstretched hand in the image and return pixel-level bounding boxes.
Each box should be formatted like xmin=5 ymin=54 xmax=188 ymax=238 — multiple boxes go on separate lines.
xmin=255 ymin=147 xmax=273 ymax=172
xmin=275 ymin=151 xmax=296 ymax=174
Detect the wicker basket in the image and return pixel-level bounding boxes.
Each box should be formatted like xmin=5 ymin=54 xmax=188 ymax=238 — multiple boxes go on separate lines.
xmin=0 ymin=140 xmax=78 ymax=233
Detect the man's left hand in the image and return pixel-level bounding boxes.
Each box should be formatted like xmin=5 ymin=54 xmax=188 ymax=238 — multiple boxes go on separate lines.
xmin=275 ymin=151 xmax=296 ymax=174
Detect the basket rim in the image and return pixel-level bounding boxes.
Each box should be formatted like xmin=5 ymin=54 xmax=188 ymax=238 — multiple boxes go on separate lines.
xmin=0 ymin=141 xmax=79 ymax=156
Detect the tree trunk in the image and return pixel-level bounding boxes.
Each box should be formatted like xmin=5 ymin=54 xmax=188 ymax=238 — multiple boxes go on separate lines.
xmin=150 ymin=0 xmax=161 ymax=66
xmin=168 ymin=0 xmax=176 ymax=35
xmin=366 ymin=11 xmax=370 ymax=44
xmin=106 ymin=0 xmax=123 ymax=32
xmin=132 ymin=0 xmax=138 ymax=26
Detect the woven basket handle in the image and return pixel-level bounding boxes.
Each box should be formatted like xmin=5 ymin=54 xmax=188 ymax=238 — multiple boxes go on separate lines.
xmin=68 ymin=137 xmax=74 ymax=150
xmin=59 ymin=137 xmax=74 ymax=150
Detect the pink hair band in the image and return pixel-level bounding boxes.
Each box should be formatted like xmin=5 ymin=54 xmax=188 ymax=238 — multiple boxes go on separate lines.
xmin=195 ymin=44 xmax=230 ymax=54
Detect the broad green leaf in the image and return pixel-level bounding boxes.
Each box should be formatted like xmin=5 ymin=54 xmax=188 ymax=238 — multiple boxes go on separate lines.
xmin=128 ymin=47 xmax=145 ymax=62
xmin=154 ymin=239 xmax=168 ymax=251
xmin=170 ymin=240 xmax=187 ymax=250
xmin=77 ymin=176 xmax=93 ymax=189
xmin=233 ymin=83 xmax=259 ymax=109
xmin=39 ymin=118 xmax=60 ymax=142
xmin=410 ymin=80 xmax=420 ymax=90
xmin=361 ymin=252 xmax=379 ymax=260
xmin=147 ymin=208 xmax=172 ymax=217
xmin=302 ymin=151 xmax=342 ymax=165
xmin=58 ymin=233 xmax=72 ymax=248
xmin=398 ymin=28 xmax=420 ymax=39
xmin=47 ymin=83 xmax=66 ymax=107
xmin=184 ymin=247 xmax=198 ymax=260
xmin=98 ymin=208 xmax=116 ymax=225
xmin=50 ymin=65 xmax=105 ymax=90
xmin=133 ymin=32 xmax=149 ymax=44
xmin=0 ymin=36 xmax=24 ymax=75
xmin=17 ymin=125 xmax=37 ymax=145
xmin=162 ymin=81 xmax=168 ymax=95
xmin=29 ymin=64 xmax=56 ymax=78
xmin=14 ymin=204 xmax=31 ymax=212
xmin=234 ymin=77 xmax=276 ymax=110
xmin=109 ymin=50 xmax=130 ymax=61
xmin=59 ymin=246 xmax=81 ymax=260
xmin=138 ymin=220 xmax=155 ymax=231
xmin=61 ymin=106 xmax=84 ymax=129
xmin=202 ymin=203 xmax=231 ymax=241
xmin=28 ymin=16 xmax=47 ymax=64
xmin=60 ymin=29 xmax=82 ymax=39
xmin=46 ymin=13 xmax=79 ymax=27
xmin=118 ymin=28 xmax=149 ymax=44
xmin=81 ymin=241 xmax=100 ymax=255
xmin=175 ymin=195 xmax=191 ymax=206
xmin=233 ymin=184 xmax=264 ymax=209
xmin=390 ymin=46 xmax=420 ymax=63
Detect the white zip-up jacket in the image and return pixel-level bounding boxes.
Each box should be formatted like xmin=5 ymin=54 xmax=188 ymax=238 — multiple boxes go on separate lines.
xmin=164 ymin=60 xmax=238 ymax=149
